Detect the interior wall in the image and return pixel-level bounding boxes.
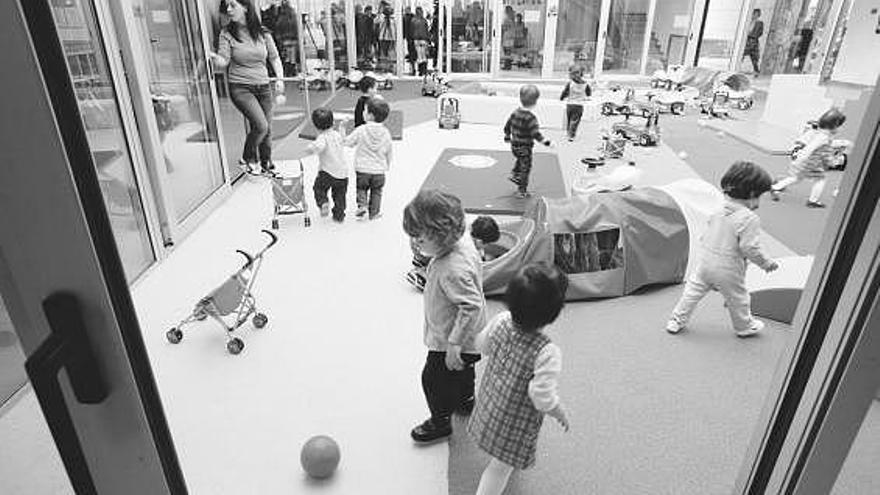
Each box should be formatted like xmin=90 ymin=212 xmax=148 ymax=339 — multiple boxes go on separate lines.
xmin=830 ymin=0 xmax=880 ymax=86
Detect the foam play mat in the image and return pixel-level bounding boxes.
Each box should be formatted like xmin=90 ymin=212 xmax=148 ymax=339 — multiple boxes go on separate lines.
xmin=298 ymin=110 xmax=403 ymax=140
xmin=420 ymin=148 xmax=566 ymax=215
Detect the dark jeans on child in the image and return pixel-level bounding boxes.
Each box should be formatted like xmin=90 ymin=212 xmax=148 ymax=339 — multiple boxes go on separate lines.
xmin=511 ymin=144 xmax=534 ymax=193
xmin=356 ymin=171 xmax=385 ymax=218
xmin=313 ymin=170 xmax=348 ymax=221
xmin=566 ymin=104 xmax=584 ymax=138
xmin=422 ymin=351 xmax=481 ymax=425
xmin=228 ymin=83 xmax=273 ymax=166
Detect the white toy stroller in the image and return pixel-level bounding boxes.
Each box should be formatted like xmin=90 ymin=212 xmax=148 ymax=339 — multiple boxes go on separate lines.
xmin=166 ymin=230 xmax=278 ymax=355
xmin=270 ymin=160 xmax=311 ymax=229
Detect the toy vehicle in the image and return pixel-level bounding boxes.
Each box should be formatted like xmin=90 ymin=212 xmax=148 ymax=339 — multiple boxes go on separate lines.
xmin=646 ymin=85 xmax=699 ymax=115
xmin=611 ymin=112 xmax=660 ymax=147
xmin=650 ymin=65 xmax=686 ymax=89
xmin=699 ymin=90 xmax=731 ymax=118
xmin=438 ymin=97 xmax=461 ymax=129
xmin=342 ymin=66 xmax=395 ymax=90
xmin=580 ymin=132 xmax=627 ymax=169
xmin=600 ymin=86 xmax=636 ymax=116
xmin=722 ymin=87 xmax=755 ymax=110
xmin=421 ymin=71 xmax=450 ymax=97
xmin=790 ymin=120 xmax=852 ymax=170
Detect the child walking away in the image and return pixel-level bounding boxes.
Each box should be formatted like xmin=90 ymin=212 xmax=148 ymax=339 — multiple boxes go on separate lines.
xmin=403 ymin=190 xmax=487 ymax=443
xmin=771 ymin=107 xmax=846 ymax=208
xmin=504 ymin=84 xmax=552 ymax=198
xmin=666 ymin=161 xmax=779 ymax=337
xmin=560 ymin=64 xmax=592 ymax=142
xmin=354 ymin=75 xmax=378 ymax=128
xmin=306 ymin=108 xmax=348 ymax=223
xmin=469 ymin=263 xmax=570 ymax=495
xmin=344 ymin=98 xmax=393 ymax=220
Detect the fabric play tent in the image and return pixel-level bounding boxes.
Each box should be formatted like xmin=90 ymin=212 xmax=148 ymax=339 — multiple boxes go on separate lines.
xmin=483 ymin=187 xmax=690 ymax=300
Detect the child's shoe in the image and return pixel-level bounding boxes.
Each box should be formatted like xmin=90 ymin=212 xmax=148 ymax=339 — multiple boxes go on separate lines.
xmin=736 ymin=319 xmax=764 ymax=338
xmin=320 ymin=203 xmax=330 ymax=217
xmin=411 ymin=418 xmax=452 ymax=443
xmin=806 ymin=200 xmax=826 ymax=208
xmin=369 ymin=212 xmax=383 ymax=220
xmin=515 ymin=190 xmax=532 ymax=199
xmin=770 ymin=190 xmax=781 ymax=201
xmin=507 ymin=174 xmax=521 ymax=186
xmin=665 ymin=320 xmax=684 ymax=334
xmin=355 ymin=206 xmax=368 ymax=219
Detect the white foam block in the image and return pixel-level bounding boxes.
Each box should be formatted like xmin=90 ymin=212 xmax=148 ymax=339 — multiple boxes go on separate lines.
xmin=762 ymin=75 xmax=832 ymax=132
xmin=747 ymin=255 xmax=814 ymax=324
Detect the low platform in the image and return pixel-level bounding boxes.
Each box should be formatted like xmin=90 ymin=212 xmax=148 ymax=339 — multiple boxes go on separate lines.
xmin=703 ymin=119 xmax=798 ymax=156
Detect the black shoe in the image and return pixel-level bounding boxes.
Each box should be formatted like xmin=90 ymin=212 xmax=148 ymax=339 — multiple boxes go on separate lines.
xmin=806 ymin=200 xmax=826 ymax=208
xmin=507 ymin=175 xmax=521 ymax=186
xmin=456 ymin=396 xmax=475 ymax=415
xmin=411 ymin=418 xmax=452 ymax=443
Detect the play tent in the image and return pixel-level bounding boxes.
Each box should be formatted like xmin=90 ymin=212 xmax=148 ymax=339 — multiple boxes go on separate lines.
xmin=483 ymin=186 xmax=691 ymax=300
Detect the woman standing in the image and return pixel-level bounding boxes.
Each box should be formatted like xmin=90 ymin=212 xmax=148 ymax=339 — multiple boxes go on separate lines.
xmin=210 ymin=0 xmax=284 ymax=173
xmin=742 ymin=8 xmax=764 ymax=76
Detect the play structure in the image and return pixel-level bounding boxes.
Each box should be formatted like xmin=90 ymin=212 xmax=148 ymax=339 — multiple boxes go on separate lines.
xmin=481 ymin=187 xmax=689 ymax=299
xmin=166 ymin=230 xmax=278 ymax=354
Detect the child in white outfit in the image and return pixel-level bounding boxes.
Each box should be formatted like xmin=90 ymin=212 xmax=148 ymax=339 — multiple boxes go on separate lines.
xmin=771 ymin=108 xmax=847 ymax=208
xmin=667 ymin=161 xmax=779 ymax=337
xmin=469 ymin=263 xmax=570 ymax=495
xmin=305 ymin=107 xmax=348 ymax=222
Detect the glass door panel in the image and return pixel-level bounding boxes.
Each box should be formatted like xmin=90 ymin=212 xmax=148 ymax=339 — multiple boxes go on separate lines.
xmin=449 ymin=0 xmax=493 ymax=73
xmin=553 ymin=0 xmax=602 ymax=77
xmin=646 ymin=0 xmax=697 ymax=72
xmin=133 ymin=0 xmax=226 ymax=220
xmin=696 ymin=0 xmax=744 ymax=70
xmin=402 ymin=0 xmax=439 ymax=75
xmin=353 ymin=0 xmax=399 ymax=72
xmin=48 ymin=0 xmax=155 ymax=281
xmin=602 ymin=0 xmax=650 ymax=74
xmin=499 ymin=0 xmax=545 ymax=77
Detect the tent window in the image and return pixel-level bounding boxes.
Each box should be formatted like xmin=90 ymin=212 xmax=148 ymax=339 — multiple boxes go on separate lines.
xmin=553 ymin=229 xmax=623 ymax=274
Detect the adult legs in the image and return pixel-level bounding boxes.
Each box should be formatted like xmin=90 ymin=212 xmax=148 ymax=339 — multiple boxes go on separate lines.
xmin=476 ymin=458 xmax=516 ymax=495
xmin=228 ymin=84 xmax=271 ymax=165
xmin=254 ymin=84 xmax=274 ymax=167
xmin=749 ymin=50 xmax=760 ymax=74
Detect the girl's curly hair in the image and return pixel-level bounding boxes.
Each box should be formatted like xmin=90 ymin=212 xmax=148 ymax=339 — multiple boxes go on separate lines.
xmin=403 ymin=190 xmax=466 ymax=252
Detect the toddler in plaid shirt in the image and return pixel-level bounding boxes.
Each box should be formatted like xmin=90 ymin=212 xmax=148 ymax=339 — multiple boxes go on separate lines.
xmin=504 ymin=84 xmax=552 ymax=198
xmin=468 ymin=263 xmax=570 ymax=495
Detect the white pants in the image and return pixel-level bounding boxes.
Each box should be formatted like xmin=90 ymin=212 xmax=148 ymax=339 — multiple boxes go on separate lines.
xmin=476 ymin=458 xmax=515 ymax=495
xmin=773 ymin=175 xmax=826 ymax=203
xmin=670 ymin=258 xmax=757 ymax=333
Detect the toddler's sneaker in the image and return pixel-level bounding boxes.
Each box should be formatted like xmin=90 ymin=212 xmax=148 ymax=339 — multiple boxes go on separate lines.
xmin=515 ymin=190 xmax=532 ymax=199
xmin=507 ymin=175 xmax=522 ymax=186
xmin=665 ymin=320 xmax=684 ymax=334
xmin=369 ymin=213 xmax=383 ymax=220
xmin=770 ymin=190 xmax=781 ymax=201
xmin=320 ymin=203 xmax=330 ymax=217
xmin=355 ymin=206 xmax=368 ymax=219
xmin=806 ymin=200 xmax=826 ymax=208
xmin=736 ymin=320 xmax=764 ymax=338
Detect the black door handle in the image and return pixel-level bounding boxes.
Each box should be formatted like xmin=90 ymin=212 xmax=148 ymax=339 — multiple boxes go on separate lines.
xmin=25 ymin=292 xmax=109 ymax=495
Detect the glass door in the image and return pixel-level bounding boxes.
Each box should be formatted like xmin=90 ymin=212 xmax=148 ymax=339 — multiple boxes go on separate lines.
xmin=601 ymin=0 xmax=651 ymax=74
xmin=402 ymin=0 xmax=439 ymax=75
xmin=552 ymin=0 xmax=602 ymax=77
xmin=694 ymin=0 xmax=746 ymax=70
xmin=448 ymin=0 xmax=493 ymax=74
xmin=645 ymin=0 xmax=699 ymax=73
xmin=115 ymin=0 xmax=228 ymax=242
xmin=498 ymin=0 xmax=546 ymax=77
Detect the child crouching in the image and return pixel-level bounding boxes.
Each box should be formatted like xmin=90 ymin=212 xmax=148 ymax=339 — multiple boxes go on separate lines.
xmin=469 ymin=263 xmax=570 ymax=495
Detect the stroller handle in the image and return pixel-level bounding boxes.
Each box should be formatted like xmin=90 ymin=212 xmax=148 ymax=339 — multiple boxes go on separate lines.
xmin=261 ymin=229 xmax=278 ymax=249
xmin=236 ymin=249 xmax=254 ymax=269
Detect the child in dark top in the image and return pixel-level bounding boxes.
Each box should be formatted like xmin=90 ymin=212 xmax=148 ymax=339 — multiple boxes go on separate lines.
xmin=560 ymin=64 xmax=592 ymax=141
xmin=504 ymin=84 xmax=552 ymax=198
xmin=470 ymin=216 xmax=501 ymax=261
xmin=354 ymin=75 xmax=378 ymax=127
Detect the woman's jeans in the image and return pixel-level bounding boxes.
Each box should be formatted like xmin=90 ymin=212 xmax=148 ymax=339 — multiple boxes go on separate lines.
xmin=229 ymin=83 xmax=273 ymax=165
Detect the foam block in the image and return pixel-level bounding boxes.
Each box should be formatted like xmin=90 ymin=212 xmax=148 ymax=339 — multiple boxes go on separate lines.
xmin=747 ymin=255 xmax=814 ymax=324
xmin=762 ymin=75 xmax=832 ymax=132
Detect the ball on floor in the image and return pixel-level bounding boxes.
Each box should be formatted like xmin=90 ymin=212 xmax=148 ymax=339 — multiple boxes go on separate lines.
xmin=275 ymin=94 xmax=287 ymax=106
xmin=677 ymin=151 xmax=688 ymax=160
xmin=716 ymin=131 xmax=726 ymax=138
xmin=301 ymin=435 xmax=340 ymax=479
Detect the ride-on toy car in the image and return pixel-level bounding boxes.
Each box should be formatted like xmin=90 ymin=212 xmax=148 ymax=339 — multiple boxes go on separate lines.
xmin=611 ymin=111 xmax=660 ymax=147
xmin=646 ymin=84 xmax=699 ymax=115
xmin=421 ymin=71 xmax=450 ymax=97
xmin=700 ymin=90 xmax=731 ymax=118
xmin=438 ymin=97 xmax=461 ymax=129
xmin=600 ymin=86 xmax=636 ymax=116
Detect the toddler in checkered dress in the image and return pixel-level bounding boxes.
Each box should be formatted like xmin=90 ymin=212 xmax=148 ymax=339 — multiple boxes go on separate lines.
xmin=468 ymin=263 xmax=571 ymax=495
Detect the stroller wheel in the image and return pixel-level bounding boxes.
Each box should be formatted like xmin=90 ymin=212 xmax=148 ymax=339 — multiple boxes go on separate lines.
xmin=166 ymin=328 xmax=183 ymax=344
xmin=271 ymin=219 xmax=279 ymax=230
xmin=304 ymin=217 xmax=311 ymax=227
xmin=253 ymin=313 xmax=268 ymax=329
xmin=227 ymin=337 xmax=244 ymax=355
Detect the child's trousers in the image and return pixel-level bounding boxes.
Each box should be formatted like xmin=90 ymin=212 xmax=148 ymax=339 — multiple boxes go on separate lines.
xmin=355 ymin=172 xmax=386 ymax=218
xmin=313 ymin=170 xmax=348 ymax=221
xmin=773 ymin=175 xmax=826 ymax=203
xmin=422 ymin=351 xmax=481 ymax=425
xmin=511 ymin=144 xmax=533 ymax=193
xmin=669 ymin=257 xmax=758 ymax=333
xmin=565 ymin=103 xmax=584 ymax=138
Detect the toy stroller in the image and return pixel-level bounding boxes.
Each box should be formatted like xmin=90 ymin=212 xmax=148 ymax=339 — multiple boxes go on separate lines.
xmin=166 ymin=230 xmax=278 ymax=355
xmin=270 ymin=161 xmax=311 ymax=229
xmin=438 ymin=97 xmax=461 ymax=129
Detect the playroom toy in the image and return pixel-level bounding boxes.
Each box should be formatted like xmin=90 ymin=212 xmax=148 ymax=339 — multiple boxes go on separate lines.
xmin=650 ymin=64 xmax=687 ymax=89
xmin=438 ymin=97 xmax=461 ymax=129
xmin=296 ymin=59 xmax=335 ymax=91
xmin=421 ymin=71 xmax=450 ymax=97
xmin=790 ymin=119 xmax=852 ymax=170
xmin=646 ymin=85 xmax=700 ymax=115
xmin=611 ymin=111 xmax=661 ymax=147
xmin=699 ymin=90 xmax=731 ymax=118
xmin=580 ymin=131 xmax=627 ymax=169
xmin=166 ymin=229 xmax=278 ymax=355
xmin=269 ymin=160 xmax=311 ymax=229
xmin=301 ymin=435 xmax=341 ymax=479
xmin=600 ymin=86 xmax=636 ymax=116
